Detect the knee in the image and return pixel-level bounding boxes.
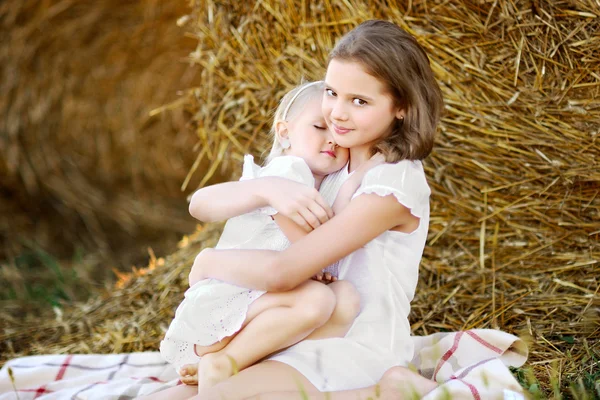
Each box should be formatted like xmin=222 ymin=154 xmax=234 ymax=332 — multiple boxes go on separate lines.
xmin=296 ymin=281 xmax=336 ymax=327
xmin=329 ymin=280 xmax=361 ymax=325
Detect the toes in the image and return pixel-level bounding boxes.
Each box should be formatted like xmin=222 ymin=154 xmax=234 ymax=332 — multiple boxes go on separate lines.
xmin=180 ymin=376 xmax=198 ymax=386
xmin=179 ymin=364 xmax=198 ymax=377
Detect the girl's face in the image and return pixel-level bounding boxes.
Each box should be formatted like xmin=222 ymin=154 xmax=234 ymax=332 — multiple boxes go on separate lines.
xmin=282 ymin=97 xmax=349 ymax=177
xmin=322 ymin=59 xmax=404 ymax=153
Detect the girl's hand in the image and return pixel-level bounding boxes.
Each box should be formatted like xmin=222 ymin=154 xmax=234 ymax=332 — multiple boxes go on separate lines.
xmin=311 ymin=272 xmax=338 ymax=285
xmin=261 ymin=177 xmax=334 ymax=232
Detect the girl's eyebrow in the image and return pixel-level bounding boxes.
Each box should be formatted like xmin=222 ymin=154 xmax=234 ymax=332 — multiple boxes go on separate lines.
xmin=324 ymin=83 xmax=374 ymax=102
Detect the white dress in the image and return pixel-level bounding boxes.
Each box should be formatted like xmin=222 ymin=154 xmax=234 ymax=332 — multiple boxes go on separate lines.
xmin=269 ymin=160 xmax=431 ymax=391
xmin=160 ymin=155 xmax=317 ymax=369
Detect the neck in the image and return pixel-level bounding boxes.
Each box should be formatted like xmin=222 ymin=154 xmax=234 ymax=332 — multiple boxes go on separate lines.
xmin=313 ymin=174 xmax=325 ymax=189
xmin=348 ymin=145 xmax=372 ymax=172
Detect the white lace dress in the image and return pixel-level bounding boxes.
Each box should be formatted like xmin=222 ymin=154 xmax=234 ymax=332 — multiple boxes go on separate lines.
xmin=269 ymin=160 xmax=431 ymax=391
xmin=160 ymin=155 xmax=317 ymax=369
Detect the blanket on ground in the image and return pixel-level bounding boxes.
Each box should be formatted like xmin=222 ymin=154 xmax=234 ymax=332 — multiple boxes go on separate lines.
xmin=0 ymin=329 xmax=528 ymax=400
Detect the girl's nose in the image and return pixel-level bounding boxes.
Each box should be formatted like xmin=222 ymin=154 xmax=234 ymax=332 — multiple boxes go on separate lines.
xmin=330 ymin=100 xmax=348 ymax=121
xmin=325 ymin=132 xmax=338 ymax=148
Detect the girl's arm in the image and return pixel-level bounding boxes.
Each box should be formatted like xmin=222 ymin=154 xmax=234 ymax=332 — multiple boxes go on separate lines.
xmin=189 ymin=179 xmax=269 ymax=222
xmin=189 ymin=177 xmax=333 ymax=230
xmin=194 ymin=193 xmax=419 ymax=291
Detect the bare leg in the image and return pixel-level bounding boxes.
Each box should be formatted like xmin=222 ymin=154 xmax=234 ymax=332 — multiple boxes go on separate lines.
xmin=195 ymin=280 xmax=336 ymax=391
xmin=192 ymin=363 xmax=438 ymax=400
xmin=178 ymin=334 xmax=235 ymax=384
xmin=303 ymin=280 xmax=360 ymax=340
xmin=194 ymin=360 xmax=318 ymax=400
xmin=181 ymin=279 xmax=358 ymax=386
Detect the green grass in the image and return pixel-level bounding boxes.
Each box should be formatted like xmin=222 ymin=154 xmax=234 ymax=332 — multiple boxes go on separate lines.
xmin=512 ymin=364 xmax=600 ymax=400
xmin=1 ymin=245 xmax=102 ymax=315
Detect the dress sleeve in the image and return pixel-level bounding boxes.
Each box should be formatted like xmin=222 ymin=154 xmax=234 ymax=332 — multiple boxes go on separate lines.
xmin=242 ymin=155 xmax=315 ymax=216
xmin=351 ymin=160 xmax=431 ymax=218
xmin=239 ymin=154 xmax=262 ymax=181
xmin=258 ymin=156 xmax=315 ymax=187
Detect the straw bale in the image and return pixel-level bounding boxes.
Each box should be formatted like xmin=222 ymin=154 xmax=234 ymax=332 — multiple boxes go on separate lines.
xmin=174 ymin=4 xmax=599 ymax=393
xmin=0 ymin=0 xmax=205 ymax=265
xmin=1 ymin=0 xmax=599 ymax=397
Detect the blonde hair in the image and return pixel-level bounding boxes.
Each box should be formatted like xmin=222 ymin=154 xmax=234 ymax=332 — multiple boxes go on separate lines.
xmin=329 ymin=20 xmax=443 ymax=161
xmin=265 ymin=81 xmax=324 ymax=163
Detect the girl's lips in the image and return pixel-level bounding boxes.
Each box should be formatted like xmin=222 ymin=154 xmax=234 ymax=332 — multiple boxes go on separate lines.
xmin=321 ymin=150 xmax=336 ymax=158
xmin=332 ymin=123 xmax=352 ymax=135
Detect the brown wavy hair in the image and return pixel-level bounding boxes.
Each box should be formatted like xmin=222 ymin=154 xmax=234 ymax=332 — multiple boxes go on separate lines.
xmin=328 ymin=20 xmax=443 ymax=161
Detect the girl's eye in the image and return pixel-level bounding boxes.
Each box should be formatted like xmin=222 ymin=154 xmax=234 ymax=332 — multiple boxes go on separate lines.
xmin=313 ymin=125 xmax=326 ymax=130
xmin=325 ymin=88 xmax=336 ymax=97
xmin=353 ymin=98 xmax=367 ymax=106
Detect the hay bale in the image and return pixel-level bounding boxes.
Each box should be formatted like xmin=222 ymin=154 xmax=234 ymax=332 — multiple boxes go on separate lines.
xmin=175 ymin=1 xmax=599 ymax=392
xmin=1 ymin=0 xmax=598 ymax=397
xmin=0 ymin=0 xmax=203 ymax=265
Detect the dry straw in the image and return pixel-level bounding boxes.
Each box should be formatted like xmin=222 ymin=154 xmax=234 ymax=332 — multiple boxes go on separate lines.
xmin=1 ymin=0 xmax=599 ymax=397
xmin=0 ymin=0 xmax=203 ymax=265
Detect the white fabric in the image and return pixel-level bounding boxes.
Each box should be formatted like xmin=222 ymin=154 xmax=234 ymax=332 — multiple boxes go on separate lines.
xmin=160 ymin=155 xmax=315 ymax=369
xmin=317 ymin=164 xmax=350 ymax=277
xmin=270 ymin=160 xmax=431 ymax=391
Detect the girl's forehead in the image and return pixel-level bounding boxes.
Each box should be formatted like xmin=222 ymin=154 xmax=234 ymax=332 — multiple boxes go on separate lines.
xmin=296 ymin=96 xmax=325 ymax=119
xmin=325 ymin=59 xmax=386 ymax=95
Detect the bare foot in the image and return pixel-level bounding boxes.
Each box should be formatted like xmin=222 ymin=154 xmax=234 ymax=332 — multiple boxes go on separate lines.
xmin=378 ymin=366 xmax=439 ymax=399
xmin=178 ymin=363 xmax=199 ymax=385
xmin=196 ymin=353 xmax=236 ymax=393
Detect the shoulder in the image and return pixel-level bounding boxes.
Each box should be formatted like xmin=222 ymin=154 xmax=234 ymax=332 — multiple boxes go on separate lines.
xmin=353 ymin=160 xmax=430 ymax=218
xmin=259 ymin=156 xmax=315 ymax=187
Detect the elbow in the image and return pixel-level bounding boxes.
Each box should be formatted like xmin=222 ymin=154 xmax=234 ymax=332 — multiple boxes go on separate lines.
xmin=189 ymin=191 xmax=214 ymax=222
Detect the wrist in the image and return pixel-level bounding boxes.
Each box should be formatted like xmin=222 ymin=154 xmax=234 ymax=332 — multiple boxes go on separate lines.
xmin=254 ymin=177 xmax=276 ymax=208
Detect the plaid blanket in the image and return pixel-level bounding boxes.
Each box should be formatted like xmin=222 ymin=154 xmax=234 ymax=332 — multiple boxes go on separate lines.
xmin=0 ymin=329 xmax=527 ymax=399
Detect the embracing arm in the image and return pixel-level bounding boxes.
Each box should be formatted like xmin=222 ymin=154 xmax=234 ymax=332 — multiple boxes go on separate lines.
xmin=189 ymin=177 xmax=332 ymax=230
xmin=189 ymin=179 xmax=270 ymax=222
xmin=197 ymin=193 xmax=418 ymax=291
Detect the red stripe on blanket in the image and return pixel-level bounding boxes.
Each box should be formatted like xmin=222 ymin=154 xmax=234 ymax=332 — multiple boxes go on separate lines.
xmin=56 ymin=354 xmax=74 ymax=381
xmin=433 ymin=331 xmax=464 ymax=381
xmin=19 ymin=388 xmax=53 ymax=394
xmin=466 ymin=331 xmax=502 ymax=353
xmin=457 ymin=378 xmax=481 ymax=400
xmin=32 ymin=386 xmax=53 ymax=399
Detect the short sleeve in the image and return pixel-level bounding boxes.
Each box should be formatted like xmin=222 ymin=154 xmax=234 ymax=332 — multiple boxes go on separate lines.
xmin=239 ymin=155 xmax=315 ymax=216
xmin=258 ymin=156 xmax=315 ymax=187
xmin=351 ymin=160 xmax=431 ymax=218
xmin=239 ymin=154 xmax=262 ymax=181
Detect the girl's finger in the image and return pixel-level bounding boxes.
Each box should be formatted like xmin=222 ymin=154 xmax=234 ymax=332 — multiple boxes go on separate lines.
xmin=313 ymin=194 xmax=334 ymax=219
xmin=290 ymin=212 xmax=312 ymax=232
xmin=297 ymin=207 xmax=320 ymax=230
xmin=307 ymin=201 xmax=330 ymax=225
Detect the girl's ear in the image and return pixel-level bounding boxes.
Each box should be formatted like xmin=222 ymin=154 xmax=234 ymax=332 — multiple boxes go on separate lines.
xmin=395 ymin=108 xmax=405 ymax=120
xmin=275 ymin=121 xmax=289 ymax=141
